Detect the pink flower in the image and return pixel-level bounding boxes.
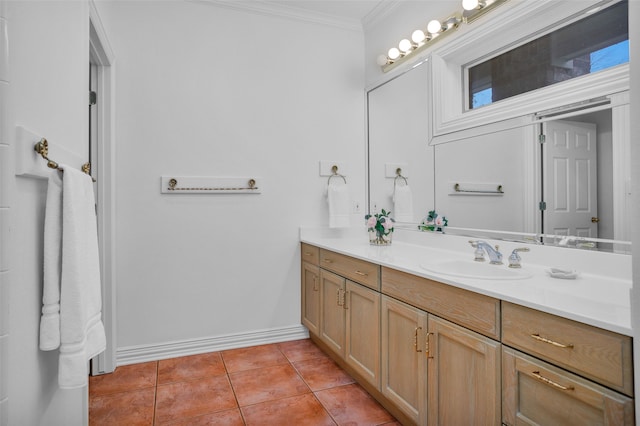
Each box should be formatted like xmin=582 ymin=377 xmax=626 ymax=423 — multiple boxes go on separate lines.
xmin=434 ymin=216 xmax=444 ymax=227
xmin=366 ymin=216 xmax=377 ymax=228
xmin=382 ymin=218 xmax=394 ymax=230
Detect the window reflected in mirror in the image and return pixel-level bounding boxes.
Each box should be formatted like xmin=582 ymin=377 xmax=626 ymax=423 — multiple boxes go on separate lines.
xmin=468 ymin=0 xmax=628 ymax=109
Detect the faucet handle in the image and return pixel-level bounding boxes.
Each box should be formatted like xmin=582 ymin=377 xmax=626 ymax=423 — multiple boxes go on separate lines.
xmin=508 ymin=247 xmax=530 ymax=268
xmin=469 ymin=240 xmax=485 ymax=262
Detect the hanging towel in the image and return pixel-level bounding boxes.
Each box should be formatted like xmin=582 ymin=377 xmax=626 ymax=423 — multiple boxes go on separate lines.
xmin=327 ymin=184 xmax=351 ymax=228
xmin=39 ymin=166 xmax=106 ymax=389
xmin=393 ymin=184 xmax=414 ymax=223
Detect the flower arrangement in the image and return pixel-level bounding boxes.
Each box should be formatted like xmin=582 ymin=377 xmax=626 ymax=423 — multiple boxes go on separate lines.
xmin=365 ymin=209 xmax=395 ymax=245
xmin=419 ymin=210 xmax=448 ymax=232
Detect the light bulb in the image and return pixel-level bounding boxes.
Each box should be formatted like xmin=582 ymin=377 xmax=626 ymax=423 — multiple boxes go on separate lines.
xmin=462 ymin=0 xmax=479 ymax=11
xmin=411 ymin=29 xmax=426 ymax=44
xmin=377 ymin=54 xmax=389 ymax=66
xmin=427 ymin=19 xmax=443 ymax=34
xmin=388 ymin=47 xmax=401 ymax=60
xmin=399 ymin=39 xmax=413 ymax=53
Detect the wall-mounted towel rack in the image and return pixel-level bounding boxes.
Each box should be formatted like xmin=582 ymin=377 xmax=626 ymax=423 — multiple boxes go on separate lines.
xmin=15 ymin=126 xmax=94 ymax=180
xmin=327 ymin=165 xmax=347 ymax=186
xmin=394 ymin=168 xmax=408 ymax=185
xmin=161 ymin=176 xmax=262 ymax=194
xmin=34 ymin=139 xmax=95 ymax=181
xmin=451 ymin=182 xmax=504 ymax=195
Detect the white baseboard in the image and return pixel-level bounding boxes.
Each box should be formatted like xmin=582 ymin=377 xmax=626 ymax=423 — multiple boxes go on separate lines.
xmin=116 ymin=324 xmax=309 ymax=366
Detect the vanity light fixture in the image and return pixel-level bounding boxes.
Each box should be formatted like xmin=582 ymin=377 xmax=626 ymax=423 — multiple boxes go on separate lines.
xmin=378 ymin=0 xmax=507 ymax=73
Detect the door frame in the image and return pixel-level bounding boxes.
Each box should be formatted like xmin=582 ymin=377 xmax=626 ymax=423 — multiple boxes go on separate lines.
xmin=89 ymin=1 xmax=116 ymax=374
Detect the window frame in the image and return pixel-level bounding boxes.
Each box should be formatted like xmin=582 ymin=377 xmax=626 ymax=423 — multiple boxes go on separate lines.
xmin=428 ymin=0 xmax=629 ymax=145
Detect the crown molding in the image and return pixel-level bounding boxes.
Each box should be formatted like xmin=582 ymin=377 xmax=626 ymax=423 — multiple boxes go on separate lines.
xmin=362 ymin=0 xmax=401 ymax=30
xmin=190 ymin=0 xmax=365 ymax=31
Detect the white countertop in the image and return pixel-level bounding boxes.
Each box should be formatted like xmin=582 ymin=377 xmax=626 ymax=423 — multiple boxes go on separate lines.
xmin=300 ymin=227 xmax=633 ymax=337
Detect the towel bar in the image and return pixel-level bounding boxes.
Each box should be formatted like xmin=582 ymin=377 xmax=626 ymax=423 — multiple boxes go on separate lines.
xmin=34 ymin=139 xmax=96 ymax=182
xmin=453 ymin=183 xmax=503 ymax=195
xmin=161 ymin=176 xmax=262 ymax=194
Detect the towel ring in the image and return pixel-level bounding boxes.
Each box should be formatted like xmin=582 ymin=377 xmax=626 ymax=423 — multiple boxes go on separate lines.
xmin=327 ymin=165 xmax=347 ymax=186
xmin=393 ymin=168 xmax=408 ymax=192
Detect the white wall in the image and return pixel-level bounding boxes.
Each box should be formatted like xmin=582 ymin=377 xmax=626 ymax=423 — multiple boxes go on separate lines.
xmin=5 ymin=1 xmax=90 ymax=424
xmin=94 ymin=1 xmax=366 ymax=356
xmin=434 ymin=127 xmax=529 ymax=232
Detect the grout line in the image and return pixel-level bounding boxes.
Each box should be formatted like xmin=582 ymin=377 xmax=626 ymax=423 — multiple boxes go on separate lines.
xmin=152 ymin=361 xmax=158 ymax=426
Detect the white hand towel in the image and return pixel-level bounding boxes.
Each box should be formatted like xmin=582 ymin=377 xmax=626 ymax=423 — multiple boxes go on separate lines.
xmin=39 ymin=166 xmax=106 ymax=389
xmin=393 ymin=184 xmax=414 ymax=223
xmin=327 ymin=184 xmax=351 ymax=228
xmin=40 ymin=171 xmax=63 ymax=350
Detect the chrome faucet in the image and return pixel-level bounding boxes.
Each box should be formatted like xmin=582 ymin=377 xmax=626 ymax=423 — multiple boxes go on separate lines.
xmin=469 ymin=240 xmax=503 ymax=265
xmin=508 ymin=247 xmax=530 ymax=268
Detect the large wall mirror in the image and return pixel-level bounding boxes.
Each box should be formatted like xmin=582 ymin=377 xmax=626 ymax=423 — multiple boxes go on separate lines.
xmin=367 ymin=0 xmax=630 ymax=252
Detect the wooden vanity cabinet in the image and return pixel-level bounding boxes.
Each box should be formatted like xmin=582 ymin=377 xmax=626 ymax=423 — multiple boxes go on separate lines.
xmin=502 ymin=301 xmax=635 ymax=426
xmin=380 ymin=290 xmax=501 ymax=425
xmin=301 ymin=244 xmax=634 ymax=426
xmin=301 ymin=244 xmax=321 ymax=336
xmin=315 ymin=255 xmax=381 ymax=390
xmin=427 ymin=315 xmax=501 ymax=425
xmin=381 ymin=295 xmax=428 ymax=425
xmin=502 ymin=301 xmax=634 ymax=397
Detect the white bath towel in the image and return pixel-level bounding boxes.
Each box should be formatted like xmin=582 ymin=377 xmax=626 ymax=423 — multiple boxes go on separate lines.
xmin=327 ymin=184 xmax=351 ymax=228
xmin=39 ymin=166 xmax=106 ymax=389
xmin=393 ymin=184 xmax=414 ymax=223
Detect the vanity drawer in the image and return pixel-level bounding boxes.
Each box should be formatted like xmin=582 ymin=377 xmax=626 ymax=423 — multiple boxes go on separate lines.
xmin=502 ymin=302 xmax=633 ymax=397
xmin=301 ymin=243 xmax=320 ymax=266
xmin=502 ymin=347 xmax=634 ymax=426
xmin=319 ymin=249 xmax=380 ymax=290
xmin=381 ymin=267 xmax=500 ymax=339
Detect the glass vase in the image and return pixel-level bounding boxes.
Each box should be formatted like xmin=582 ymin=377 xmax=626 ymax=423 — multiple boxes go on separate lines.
xmin=369 ymin=229 xmax=393 ymax=246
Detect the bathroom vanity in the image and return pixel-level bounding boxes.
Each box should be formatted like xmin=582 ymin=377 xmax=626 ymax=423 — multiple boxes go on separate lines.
xmin=300 ymin=228 xmax=634 ymax=425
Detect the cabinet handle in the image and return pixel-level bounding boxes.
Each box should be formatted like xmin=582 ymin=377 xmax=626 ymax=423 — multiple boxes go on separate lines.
xmin=323 ymin=259 xmax=333 ymax=264
xmin=530 ymin=333 xmax=574 ymax=349
xmin=304 ymin=252 xmax=313 ymax=256
xmin=313 ymin=277 xmax=318 ymax=291
xmin=425 ymin=332 xmax=434 ymax=359
xmin=354 ymin=270 xmax=368 ymax=276
xmin=531 ymin=371 xmax=575 ymax=391
xmin=414 ymin=327 xmax=423 ymax=353
xmin=336 ymin=289 xmax=343 ymax=306
xmin=343 ymin=290 xmax=349 ymax=310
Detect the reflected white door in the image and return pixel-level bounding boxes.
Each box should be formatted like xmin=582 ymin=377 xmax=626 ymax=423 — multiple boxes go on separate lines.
xmin=543 ymin=120 xmax=598 ymax=238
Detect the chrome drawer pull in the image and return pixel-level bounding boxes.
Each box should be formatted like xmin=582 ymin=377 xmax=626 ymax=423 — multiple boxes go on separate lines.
xmin=354 ymin=270 xmax=368 ymax=276
xmin=323 ymin=259 xmax=333 ymax=264
xmin=530 ymin=333 xmax=574 ymax=349
xmin=531 ymin=371 xmax=575 ymax=391
xmin=304 ymin=252 xmax=313 ymax=256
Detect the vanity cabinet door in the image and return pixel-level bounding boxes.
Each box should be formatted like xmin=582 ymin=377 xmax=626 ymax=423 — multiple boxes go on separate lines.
xmin=301 ymin=262 xmax=320 ymax=336
xmin=427 ymin=315 xmax=501 ymax=426
xmin=319 ymin=270 xmax=346 ymax=357
xmin=345 ymin=280 xmax=380 ymax=390
xmin=502 ymin=347 xmax=634 ymax=426
xmin=381 ymin=295 xmax=428 ymax=425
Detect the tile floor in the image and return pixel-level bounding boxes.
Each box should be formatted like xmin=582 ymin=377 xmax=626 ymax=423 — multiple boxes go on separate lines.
xmin=89 ymin=338 xmax=399 ymax=425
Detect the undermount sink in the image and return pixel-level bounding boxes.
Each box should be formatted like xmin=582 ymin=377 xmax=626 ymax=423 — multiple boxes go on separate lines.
xmin=420 ymin=258 xmax=533 ymax=280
